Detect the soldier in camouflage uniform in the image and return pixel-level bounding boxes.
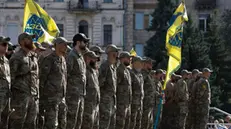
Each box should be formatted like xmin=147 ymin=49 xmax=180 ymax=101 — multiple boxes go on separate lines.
xmin=193 ymin=68 xmax=212 ymax=129
xmin=66 ymin=33 xmax=89 ymax=129
xmin=90 ymin=46 xmax=105 ymax=71
xmin=141 ymin=57 xmax=155 ymax=129
xmin=34 ymin=42 xmax=46 ymax=66
xmin=174 ymin=70 xmax=189 ymax=129
xmin=99 ymin=44 xmax=120 ymax=129
xmin=186 ymin=69 xmax=200 ymax=129
xmin=9 ymin=33 xmax=39 ymax=129
xmin=153 ymin=69 xmax=164 ymax=128
xmin=82 ymin=51 xmax=100 ymax=129
xmin=39 ymin=37 xmax=69 ymax=129
xmin=116 ymin=51 xmax=132 ymax=129
xmin=129 ymin=56 xmax=144 ymax=129
xmin=0 ymin=36 xmax=12 ymax=129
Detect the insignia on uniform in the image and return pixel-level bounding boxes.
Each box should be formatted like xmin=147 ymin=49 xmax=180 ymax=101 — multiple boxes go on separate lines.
xmin=202 ymin=85 xmax=206 ymax=89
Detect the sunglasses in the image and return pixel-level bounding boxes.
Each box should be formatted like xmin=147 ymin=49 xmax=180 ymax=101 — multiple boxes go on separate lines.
xmin=0 ymin=43 xmax=8 ymax=47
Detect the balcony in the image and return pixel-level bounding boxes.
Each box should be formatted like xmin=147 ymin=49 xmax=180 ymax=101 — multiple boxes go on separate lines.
xmin=68 ymin=1 xmax=101 ymax=13
xmin=195 ymin=0 xmax=217 ymax=10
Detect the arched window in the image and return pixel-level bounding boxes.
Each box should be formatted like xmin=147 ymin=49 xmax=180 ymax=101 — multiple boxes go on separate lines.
xmin=79 ymin=20 xmax=88 ymax=37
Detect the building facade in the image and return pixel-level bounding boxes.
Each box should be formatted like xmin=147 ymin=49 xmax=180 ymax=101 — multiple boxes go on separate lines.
xmin=0 ymin=0 xmax=124 ymax=48
xmin=124 ymin=0 xmax=157 ymax=56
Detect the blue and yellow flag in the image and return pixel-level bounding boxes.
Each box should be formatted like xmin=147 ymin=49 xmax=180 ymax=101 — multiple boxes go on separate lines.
xmin=23 ymin=0 xmax=59 ymax=43
xmin=130 ymin=47 xmax=137 ymax=57
xmin=163 ymin=2 xmax=188 ymax=90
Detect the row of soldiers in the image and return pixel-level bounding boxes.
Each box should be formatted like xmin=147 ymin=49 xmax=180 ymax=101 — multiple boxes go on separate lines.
xmin=0 ymin=32 xmax=211 ymax=129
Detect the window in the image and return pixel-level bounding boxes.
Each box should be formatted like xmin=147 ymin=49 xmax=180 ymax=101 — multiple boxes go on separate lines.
xmin=135 ymin=13 xmax=144 ymax=30
xmin=57 ymin=24 xmax=64 ymax=37
xmin=7 ymin=24 xmax=19 ymax=45
xmin=103 ymin=25 xmax=112 ymax=46
xmin=135 ymin=44 xmax=144 ymax=57
xmin=54 ymin=0 xmax=63 ymax=1
xmin=104 ymin=0 xmax=112 ymax=3
xmin=198 ymin=14 xmax=210 ymax=32
xmin=79 ymin=20 xmax=88 ymax=37
xmin=7 ymin=0 xmax=18 ymax=2
xmin=149 ymin=15 xmax=153 ymax=27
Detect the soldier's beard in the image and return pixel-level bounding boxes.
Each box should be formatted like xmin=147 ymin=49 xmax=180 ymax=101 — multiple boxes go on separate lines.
xmin=24 ymin=42 xmax=34 ymax=50
xmin=90 ymin=61 xmax=97 ymax=69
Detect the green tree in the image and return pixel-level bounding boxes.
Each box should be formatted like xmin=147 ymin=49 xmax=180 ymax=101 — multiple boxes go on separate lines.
xmin=144 ymin=0 xmax=175 ymax=69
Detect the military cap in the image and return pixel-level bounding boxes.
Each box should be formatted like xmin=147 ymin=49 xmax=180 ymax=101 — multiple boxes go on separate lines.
xmin=171 ymin=73 xmax=176 ymax=77
xmin=106 ymin=44 xmax=121 ymax=53
xmin=192 ymin=69 xmax=200 ymax=75
xmin=203 ymin=68 xmax=213 ymax=73
xmin=90 ymin=46 xmax=105 ymax=53
xmin=156 ymin=69 xmax=164 ymax=74
xmin=84 ymin=51 xmax=99 ymax=59
xmin=151 ymin=70 xmax=156 ymax=75
xmin=53 ymin=37 xmax=70 ymax=45
xmin=142 ymin=57 xmax=155 ymax=63
xmin=0 ymin=36 xmax=13 ymax=46
xmin=175 ymin=75 xmax=182 ymax=79
xmin=73 ymin=33 xmax=90 ymax=43
xmin=132 ymin=56 xmax=143 ymax=63
xmin=82 ymin=47 xmax=90 ymax=55
xmin=18 ymin=32 xmax=36 ymax=43
xmin=34 ymin=42 xmax=46 ymax=50
xmin=119 ymin=51 xmax=132 ymax=59
xmin=181 ymin=69 xmax=190 ymax=75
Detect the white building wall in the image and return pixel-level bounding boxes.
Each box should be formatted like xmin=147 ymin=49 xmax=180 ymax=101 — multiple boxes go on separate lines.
xmin=0 ymin=0 xmax=124 ymax=47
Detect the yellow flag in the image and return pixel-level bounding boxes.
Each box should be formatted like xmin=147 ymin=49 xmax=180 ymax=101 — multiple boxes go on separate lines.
xmin=163 ymin=2 xmax=188 ymax=90
xmin=23 ymin=0 xmax=59 ymax=43
xmin=130 ymin=48 xmax=137 ymax=57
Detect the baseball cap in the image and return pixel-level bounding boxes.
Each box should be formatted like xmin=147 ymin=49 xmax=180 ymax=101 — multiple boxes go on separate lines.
xmin=73 ymin=33 xmax=90 ymax=43
xmin=192 ymin=69 xmax=200 ymax=75
xmin=119 ymin=51 xmax=132 ymax=59
xmin=156 ymin=69 xmax=164 ymax=74
xmin=0 ymin=36 xmax=13 ymax=46
xmin=106 ymin=44 xmax=121 ymax=53
xmin=181 ymin=69 xmax=190 ymax=75
xmin=203 ymin=68 xmax=213 ymax=73
xmin=18 ymin=32 xmax=36 ymax=44
xmin=132 ymin=56 xmax=143 ymax=63
xmin=142 ymin=57 xmax=155 ymax=64
xmin=150 ymin=70 xmax=156 ymax=75
xmin=90 ymin=46 xmax=105 ymax=54
xmin=53 ymin=37 xmax=70 ymax=45
xmin=84 ymin=51 xmax=99 ymax=59
xmin=34 ymin=42 xmax=46 ymax=50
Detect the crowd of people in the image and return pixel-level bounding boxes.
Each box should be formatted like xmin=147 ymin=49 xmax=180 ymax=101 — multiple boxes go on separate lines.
xmin=0 ymin=32 xmax=212 ymax=129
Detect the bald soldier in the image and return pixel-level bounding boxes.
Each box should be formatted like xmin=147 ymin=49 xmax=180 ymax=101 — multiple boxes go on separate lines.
xmin=175 ymin=70 xmax=189 ymax=129
xmin=193 ymin=68 xmax=212 ymax=129
xmin=129 ymin=56 xmax=144 ymax=129
xmin=99 ymin=44 xmax=120 ymax=129
xmin=141 ymin=57 xmax=155 ymax=129
xmin=9 ymin=33 xmax=39 ymax=129
xmin=0 ymin=36 xmax=12 ymax=129
xmin=116 ymin=52 xmax=132 ymax=129
xmin=82 ymin=51 xmax=100 ymax=129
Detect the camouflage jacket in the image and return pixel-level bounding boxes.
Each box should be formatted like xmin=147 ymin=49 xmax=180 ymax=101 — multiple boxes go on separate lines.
xmin=187 ymin=78 xmax=196 ymax=101
xmin=0 ymin=56 xmax=11 ymax=93
xmin=130 ymin=68 xmax=144 ymax=107
xmin=9 ymin=48 xmax=39 ymax=97
xmin=85 ymin=65 xmax=100 ymax=105
xmin=66 ymin=49 xmax=86 ymax=97
xmin=154 ymin=79 xmax=162 ymax=107
xmin=175 ymin=78 xmax=189 ymax=103
xmin=142 ymin=69 xmax=155 ymax=108
xmin=39 ymin=52 xmax=67 ymax=98
xmin=194 ymin=77 xmax=211 ymax=105
xmin=116 ymin=63 xmax=132 ymax=105
xmin=98 ymin=60 xmax=117 ymax=100
xmin=165 ymin=81 xmax=175 ymax=103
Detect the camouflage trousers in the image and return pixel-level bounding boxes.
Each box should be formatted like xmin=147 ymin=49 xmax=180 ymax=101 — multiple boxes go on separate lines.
xmin=82 ymin=103 xmax=99 ymax=129
xmin=99 ymin=96 xmax=116 ymax=129
xmin=66 ymin=96 xmax=84 ymax=129
xmin=9 ymin=91 xmax=39 ymax=129
xmin=159 ymin=103 xmax=178 ymax=129
xmin=44 ymin=97 xmax=67 ymax=129
xmin=176 ymin=102 xmax=188 ymax=129
xmin=193 ymin=104 xmax=209 ymax=129
xmin=186 ymin=102 xmax=195 ymax=129
xmin=129 ymin=104 xmax=142 ymax=129
xmin=141 ymin=107 xmax=154 ymax=129
xmin=0 ymin=91 xmax=10 ymax=129
xmin=116 ymin=104 xmax=131 ymax=129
